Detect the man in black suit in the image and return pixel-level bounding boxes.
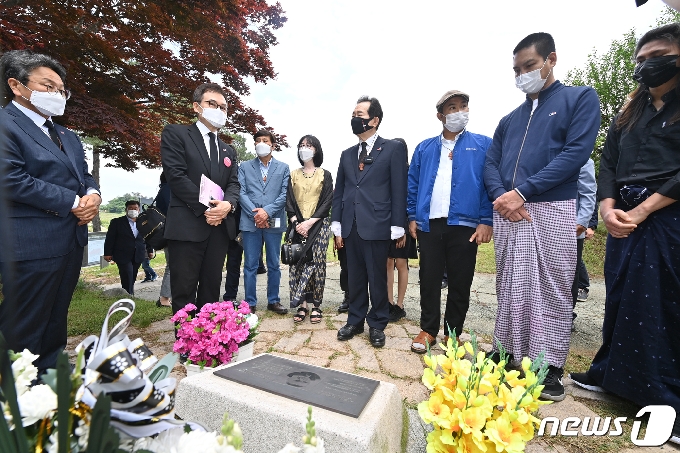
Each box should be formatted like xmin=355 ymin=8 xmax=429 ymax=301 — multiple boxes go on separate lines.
xmin=0 ymin=50 xmax=101 ymax=372
xmin=161 ymin=83 xmax=240 ymax=314
xmin=103 ymin=200 xmax=154 ymax=296
xmin=332 ymin=96 xmax=408 ymax=347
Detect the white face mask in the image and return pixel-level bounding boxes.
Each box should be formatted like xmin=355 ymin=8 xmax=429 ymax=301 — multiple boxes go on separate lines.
xmin=21 ymin=84 xmax=66 ymax=116
xmin=515 ymin=59 xmax=552 ymax=94
xmin=127 ymin=209 xmax=139 ymax=219
xmin=298 ymin=146 xmax=315 ymax=163
xmin=255 ymin=142 xmax=271 ymax=157
xmin=199 ymin=105 xmax=227 ymax=128
xmin=444 ymin=111 xmax=469 ymax=133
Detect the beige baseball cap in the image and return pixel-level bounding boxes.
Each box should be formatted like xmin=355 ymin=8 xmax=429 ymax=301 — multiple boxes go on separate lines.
xmin=436 ymin=90 xmax=470 ymax=109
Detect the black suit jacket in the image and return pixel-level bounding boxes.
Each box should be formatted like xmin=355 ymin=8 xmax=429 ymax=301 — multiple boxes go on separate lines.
xmin=0 ymin=102 xmax=99 ymax=262
xmin=104 ymin=216 xmax=152 ymax=265
xmin=160 ymin=123 xmax=240 ymax=242
xmin=331 ymin=135 xmax=408 ymax=240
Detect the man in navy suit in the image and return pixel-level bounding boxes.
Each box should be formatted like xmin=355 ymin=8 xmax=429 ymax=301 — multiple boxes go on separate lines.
xmin=0 ymin=50 xmax=101 ymax=372
xmin=161 ymin=82 xmax=240 ymax=315
xmin=332 ymin=96 xmax=408 ymax=347
xmin=103 ymin=200 xmax=154 ymax=296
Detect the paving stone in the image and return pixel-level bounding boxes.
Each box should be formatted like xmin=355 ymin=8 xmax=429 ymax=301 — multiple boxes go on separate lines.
xmin=270 ymin=352 xmax=329 ymax=367
xmin=253 ymin=331 xmax=280 ymax=345
xmin=333 ymin=321 xmax=345 ymax=330
xmin=307 ymin=329 xmax=351 ymax=352
xmin=331 ymin=313 xmax=348 ymax=322
xmin=253 ymin=341 xmax=271 ymax=355
xmin=272 ymin=331 xmax=310 ymax=353
xmin=258 ymin=317 xmax=296 ymax=333
xmin=327 ymin=353 xmax=356 ymax=374
xmin=295 ymin=348 xmax=335 ymax=360
xmin=142 ymin=319 xmax=174 ymax=335
xmin=376 ymin=349 xmax=426 ymax=380
xmin=384 ymin=324 xmax=409 ymax=338
xmin=356 ymin=371 xmax=428 ymax=404
xmin=383 ymin=336 xmax=413 ymax=351
xmin=295 ymin=319 xmax=330 ymax=330
xmin=402 ymin=324 xmax=422 ymax=336
xmin=350 ymin=339 xmax=381 ymax=372
xmin=537 ymin=395 xmax=599 ymax=420
xmin=525 ymin=440 xmax=569 ymax=453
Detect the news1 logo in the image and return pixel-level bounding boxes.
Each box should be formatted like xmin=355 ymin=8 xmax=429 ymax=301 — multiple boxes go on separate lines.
xmin=538 ymin=405 xmax=677 ymax=446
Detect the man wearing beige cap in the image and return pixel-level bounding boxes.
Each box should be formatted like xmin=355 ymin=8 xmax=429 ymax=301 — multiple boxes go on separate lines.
xmin=406 ymin=90 xmax=493 ymax=353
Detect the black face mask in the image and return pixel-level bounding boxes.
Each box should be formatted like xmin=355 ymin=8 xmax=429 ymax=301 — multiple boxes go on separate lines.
xmin=633 ymin=55 xmax=680 ymax=88
xmin=351 ymin=116 xmax=375 ymax=135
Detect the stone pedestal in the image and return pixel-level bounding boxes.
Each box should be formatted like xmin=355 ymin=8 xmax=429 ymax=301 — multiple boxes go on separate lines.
xmin=175 ymin=355 xmax=404 ymax=453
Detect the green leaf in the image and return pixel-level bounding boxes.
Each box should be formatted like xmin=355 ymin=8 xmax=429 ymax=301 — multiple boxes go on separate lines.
xmin=87 ymin=394 xmax=120 ymax=453
xmin=56 ymin=353 xmax=71 ymax=453
xmin=0 ymin=333 xmax=29 ymax=453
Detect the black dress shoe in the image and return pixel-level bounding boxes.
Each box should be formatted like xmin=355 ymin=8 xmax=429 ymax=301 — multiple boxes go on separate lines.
xmin=337 ymin=323 xmax=364 ymax=341
xmin=369 ymin=327 xmax=385 ymax=348
xmin=337 ymin=292 xmax=349 ymax=313
xmin=257 ymin=267 xmax=267 ymax=274
xmin=267 ymin=302 xmax=288 ymax=314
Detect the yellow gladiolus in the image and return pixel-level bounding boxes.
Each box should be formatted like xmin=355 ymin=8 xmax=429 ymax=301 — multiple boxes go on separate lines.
xmin=486 ymin=413 xmax=526 ymax=453
xmin=423 ymin=367 xmax=443 ymax=390
xmin=418 ymin=390 xmax=452 ymax=427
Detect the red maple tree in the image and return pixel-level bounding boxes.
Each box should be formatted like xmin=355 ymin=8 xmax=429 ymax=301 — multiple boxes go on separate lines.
xmin=0 ymin=0 xmax=287 ymax=170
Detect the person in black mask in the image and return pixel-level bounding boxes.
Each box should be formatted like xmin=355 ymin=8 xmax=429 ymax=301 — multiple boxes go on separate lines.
xmin=331 ymin=96 xmax=408 ymax=348
xmin=569 ymin=23 xmax=680 ymax=445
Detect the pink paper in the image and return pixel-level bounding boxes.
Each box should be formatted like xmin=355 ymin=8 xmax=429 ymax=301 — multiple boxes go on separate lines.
xmin=199 ymin=174 xmax=224 ymax=207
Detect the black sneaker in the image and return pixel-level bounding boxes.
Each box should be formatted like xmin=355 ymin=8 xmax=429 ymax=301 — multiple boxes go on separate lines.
xmin=540 ymin=366 xmax=565 ymax=401
xmin=388 ymin=305 xmax=406 ymax=322
xmin=568 ymin=372 xmax=605 ymax=393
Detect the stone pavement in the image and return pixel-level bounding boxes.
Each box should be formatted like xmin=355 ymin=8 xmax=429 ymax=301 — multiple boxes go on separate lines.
xmin=90 ymin=262 xmax=679 ymax=452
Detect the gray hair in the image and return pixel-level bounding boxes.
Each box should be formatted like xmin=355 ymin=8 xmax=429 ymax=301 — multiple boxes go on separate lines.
xmin=0 ymin=49 xmax=67 ymax=106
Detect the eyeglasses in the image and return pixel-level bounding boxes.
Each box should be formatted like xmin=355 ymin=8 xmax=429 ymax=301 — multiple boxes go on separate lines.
xmin=204 ymin=99 xmax=228 ymax=113
xmin=24 ymin=80 xmax=71 ymax=100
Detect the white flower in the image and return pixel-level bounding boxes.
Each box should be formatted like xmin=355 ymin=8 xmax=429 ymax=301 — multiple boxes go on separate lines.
xmin=74 ymin=418 xmax=90 ymax=450
xmin=278 ymin=444 xmax=301 ymax=453
xmin=303 ymin=439 xmax=324 ymax=453
xmin=17 ymin=384 xmax=57 ymax=426
xmin=11 ymin=349 xmax=39 ymax=396
xmin=245 ymin=314 xmax=258 ymax=330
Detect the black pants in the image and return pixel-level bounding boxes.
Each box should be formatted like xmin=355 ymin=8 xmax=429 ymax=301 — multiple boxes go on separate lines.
xmin=417 ymin=219 xmax=477 ymax=338
xmin=118 ymin=260 xmax=141 ymax=296
xmin=223 ymin=238 xmax=243 ymax=301
xmin=345 ymin=222 xmax=391 ymax=330
xmin=338 ymin=245 xmax=348 ymax=292
xmin=168 ymin=227 xmax=229 ymax=315
xmin=578 ymin=257 xmax=589 ymax=289
xmin=572 ymin=238 xmax=585 ymax=308
xmin=0 ymin=245 xmax=84 ymax=373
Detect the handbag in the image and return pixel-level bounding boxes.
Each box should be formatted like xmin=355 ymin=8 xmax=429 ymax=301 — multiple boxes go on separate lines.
xmin=281 ymin=222 xmax=304 ymax=265
xmin=137 ymin=200 xmax=168 ymax=250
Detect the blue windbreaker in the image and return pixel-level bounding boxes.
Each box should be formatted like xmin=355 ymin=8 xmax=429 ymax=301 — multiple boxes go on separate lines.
xmin=407 ymin=130 xmax=493 ymax=232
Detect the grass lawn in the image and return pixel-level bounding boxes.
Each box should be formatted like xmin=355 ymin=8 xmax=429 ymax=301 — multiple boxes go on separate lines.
xmin=88 ymin=211 xmax=118 ymax=232
xmin=67 ymin=280 xmax=170 ymax=336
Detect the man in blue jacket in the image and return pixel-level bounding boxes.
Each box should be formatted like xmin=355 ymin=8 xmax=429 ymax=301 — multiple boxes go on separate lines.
xmin=238 ymin=129 xmax=289 ymax=314
xmin=407 ymin=90 xmax=493 ymax=354
xmin=484 ymin=32 xmax=600 ymax=401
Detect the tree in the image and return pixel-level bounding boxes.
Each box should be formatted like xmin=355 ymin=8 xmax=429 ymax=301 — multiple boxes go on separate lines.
xmin=100 ymin=193 xmax=145 ymax=213
xmin=0 ymin=1 xmax=288 ymax=170
xmin=228 ymin=133 xmax=255 ymax=163
xmin=564 ymin=7 xmax=680 ymax=172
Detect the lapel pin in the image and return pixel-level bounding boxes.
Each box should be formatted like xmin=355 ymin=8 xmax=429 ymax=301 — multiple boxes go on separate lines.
xmin=224 ymin=157 xmax=232 ymax=167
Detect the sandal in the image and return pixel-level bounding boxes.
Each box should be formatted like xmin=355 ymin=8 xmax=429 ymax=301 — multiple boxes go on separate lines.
xmin=293 ymin=307 xmax=308 ymax=323
xmin=310 ymin=306 xmax=323 ymax=324
xmin=411 ymin=331 xmax=436 ymax=354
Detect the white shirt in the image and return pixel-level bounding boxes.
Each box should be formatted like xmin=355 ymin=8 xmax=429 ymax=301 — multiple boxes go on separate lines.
xmin=429 ymin=133 xmax=461 ymax=219
xmin=196 ymin=120 xmax=220 ymax=159
xmin=127 ymin=216 xmax=138 ymax=238
xmin=331 ymin=131 xmax=404 ymax=240
xmin=12 ymin=101 xmax=100 ymax=209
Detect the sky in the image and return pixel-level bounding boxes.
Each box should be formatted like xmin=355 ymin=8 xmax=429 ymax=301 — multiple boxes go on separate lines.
xmin=95 ymin=0 xmax=668 ymax=203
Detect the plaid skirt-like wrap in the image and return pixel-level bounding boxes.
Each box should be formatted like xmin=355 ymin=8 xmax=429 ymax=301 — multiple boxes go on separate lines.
xmin=492 ymin=200 xmax=576 ymax=368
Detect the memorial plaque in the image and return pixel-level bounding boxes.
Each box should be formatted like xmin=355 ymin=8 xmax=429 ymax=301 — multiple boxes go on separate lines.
xmin=214 ymin=354 xmax=380 ymax=418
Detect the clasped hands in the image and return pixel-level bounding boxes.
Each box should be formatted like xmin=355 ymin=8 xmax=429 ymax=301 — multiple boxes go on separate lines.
xmin=602 ymin=206 xmax=647 ymax=239
xmin=71 ymin=193 xmax=101 ymax=226
xmin=204 ymin=200 xmax=232 ymax=226
xmin=253 ymin=207 xmax=270 ymax=229
xmin=493 ymin=190 xmax=532 ymax=223
xmin=291 ymin=216 xmax=317 ymax=238
xmin=409 ymin=220 xmax=492 ymax=245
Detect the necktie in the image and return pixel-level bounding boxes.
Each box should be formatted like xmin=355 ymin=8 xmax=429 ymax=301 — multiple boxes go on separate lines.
xmin=44 ymin=120 xmax=63 ymax=151
xmin=358 ymin=141 xmax=367 ymax=171
xmin=208 ymin=132 xmax=220 ymax=179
